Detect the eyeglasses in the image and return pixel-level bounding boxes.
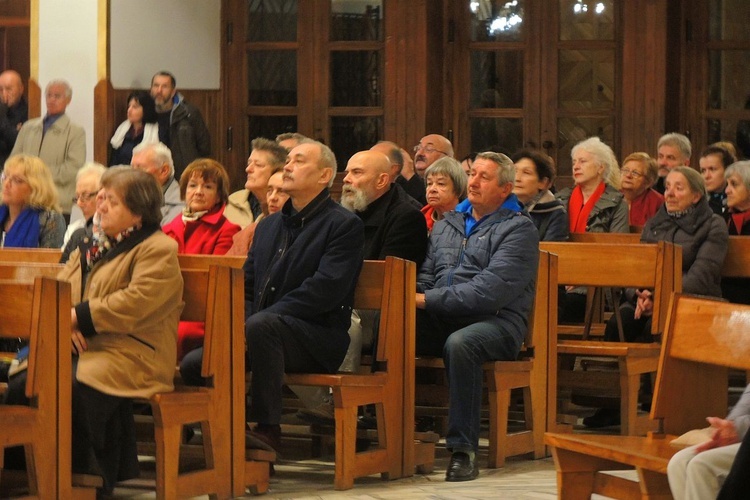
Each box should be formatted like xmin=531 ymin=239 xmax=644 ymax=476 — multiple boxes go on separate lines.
xmin=620 ymin=168 xmax=644 ymax=179
xmin=72 ymin=192 xmax=98 ymax=203
xmin=413 ymin=144 xmax=450 ymax=156
xmin=0 ymin=173 xmax=27 ymax=185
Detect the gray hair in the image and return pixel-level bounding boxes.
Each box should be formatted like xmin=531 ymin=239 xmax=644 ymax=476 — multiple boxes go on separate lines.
xmin=725 ymin=161 xmax=750 ymax=193
xmin=475 ymin=151 xmax=515 ymax=185
xmin=45 ymin=79 xmax=72 ymax=98
xmin=300 ymin=139 xmax=337 ymax=188
xmin=671 ymin=166 xmax=706 ymax=197
xmin=132 ymin=141 xmax=175 ymax=177
xmin=76 ymin=162 xmax=106 ymax=183
xmin=658 ymin=133 xmax=692 ymax=161
xmin=572 ymin=137 xmax=621 ymax=188
xmin=425 ymin=156 xmax=467 ymax=199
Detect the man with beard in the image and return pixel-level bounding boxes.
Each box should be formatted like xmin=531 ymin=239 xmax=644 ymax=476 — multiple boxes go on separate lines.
xmin=395 ymin=133 xmax=454 ymax=205
xmin=150 ymin=71 xmax=211 ymax=178
xmin=295 ymin=149 xmax=428 ymax=424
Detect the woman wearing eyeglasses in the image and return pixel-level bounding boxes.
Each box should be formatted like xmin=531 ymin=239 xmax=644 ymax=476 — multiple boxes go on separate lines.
xmin=619 ymin=152 xmax=663 ymax=227
xmin=0 ymin=154 xmax=65 ymax=248
xmin=61 ymin=163 xmax=107 ymax=259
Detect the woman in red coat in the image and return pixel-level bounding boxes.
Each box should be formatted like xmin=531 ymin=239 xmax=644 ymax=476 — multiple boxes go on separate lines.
xmin=163 ymin=158 xmax=240 ymax=357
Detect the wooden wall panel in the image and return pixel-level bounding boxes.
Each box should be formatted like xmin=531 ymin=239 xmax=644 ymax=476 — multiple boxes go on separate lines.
xmin=620 ymin=0 xmax=668 ymax=158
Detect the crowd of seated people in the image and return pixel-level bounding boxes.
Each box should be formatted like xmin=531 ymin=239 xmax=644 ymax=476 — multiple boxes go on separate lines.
xmin=5 ymin=65 xmax=750 ymax=495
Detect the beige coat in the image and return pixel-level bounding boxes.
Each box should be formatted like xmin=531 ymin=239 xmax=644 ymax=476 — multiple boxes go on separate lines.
xmin=58 ymin=230 xmax=184 ymax=398
xmin=11 ymin=114 xmax=86 ymax=214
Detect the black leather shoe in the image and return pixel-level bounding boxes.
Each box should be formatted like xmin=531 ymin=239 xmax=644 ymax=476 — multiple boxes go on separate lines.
xmin=445 ymin=451 xmax=478 ymax=482
xmin=582 ymin=408 xmax=620 ymax=428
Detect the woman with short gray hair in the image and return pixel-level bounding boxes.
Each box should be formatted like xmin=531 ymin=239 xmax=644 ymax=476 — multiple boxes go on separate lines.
xmin=422 ymin=156 xmax=467 ymax=233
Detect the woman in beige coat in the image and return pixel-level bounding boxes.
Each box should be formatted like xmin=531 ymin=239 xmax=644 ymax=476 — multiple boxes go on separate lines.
xmin=6 ymin=167 xmax=183 ymax=494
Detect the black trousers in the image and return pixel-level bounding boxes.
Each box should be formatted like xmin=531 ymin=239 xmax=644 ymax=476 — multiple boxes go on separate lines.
xmin=717 ymin=428 xmax=750 ymax=499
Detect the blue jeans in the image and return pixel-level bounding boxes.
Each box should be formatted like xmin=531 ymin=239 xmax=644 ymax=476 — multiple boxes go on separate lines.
xmin=416 ymin=311 xmax=524 ymax=452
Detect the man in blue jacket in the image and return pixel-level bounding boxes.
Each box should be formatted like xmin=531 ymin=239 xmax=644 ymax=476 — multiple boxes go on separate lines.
xmin=243 ymin=140 xmax=364 ymax=452
xmin=416 ymin=151 xmax=539 ymax=481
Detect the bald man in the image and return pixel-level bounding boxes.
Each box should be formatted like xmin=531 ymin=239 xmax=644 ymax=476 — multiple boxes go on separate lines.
xmin=0 ymin=70 xmax=27 ymax=166
xmin=395 ymin=134 xmax=454 ymax=205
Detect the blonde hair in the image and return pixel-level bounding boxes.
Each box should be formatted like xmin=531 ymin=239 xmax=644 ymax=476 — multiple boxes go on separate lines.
xmin=3 ymin=155 xmax=61 ymax=212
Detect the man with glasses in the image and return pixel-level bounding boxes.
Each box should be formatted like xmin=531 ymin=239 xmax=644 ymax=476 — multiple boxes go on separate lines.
xmin=396 ymin=133 xmax=454 ymax=205
xmin=131 ymin=142 xmax=184 ymax=226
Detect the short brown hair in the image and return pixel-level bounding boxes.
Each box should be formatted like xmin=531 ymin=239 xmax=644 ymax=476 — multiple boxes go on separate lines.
xmin=179 ymin=159 xmax=231 ymax=205
xmin=100 ymin=167 xmax=163 ymax=227
xmin=622 ymin=152 xmax=659 ymax=185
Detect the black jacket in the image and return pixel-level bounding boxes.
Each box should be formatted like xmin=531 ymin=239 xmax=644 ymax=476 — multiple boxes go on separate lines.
xmin=358 ymin=184 xmax=428 ymax=267
xmin=161 ymin=94 xmax=211 ymax=178
xmin=245 ymin=189 xmax=364 ymax=372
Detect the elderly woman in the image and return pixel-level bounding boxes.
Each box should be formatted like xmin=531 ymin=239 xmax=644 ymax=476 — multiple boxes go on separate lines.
xmin=556 ymin=137 xmax=629 ymax=234
xmin=700 ymin=144 xmax=737 ymax=219
xmin=421 ymin=156 xmax=467 ymax=233
xmin=585 ymin=167 xmax=729 ymax=428
xmin=110 ymin=90 xmax=159 ymax=166
xmin=0 ymin=154 xmax=65 ymax=248
xmin=163 ymin=159 xmax=239 ymax=358
xmin=512 ymin=149 xmax=568 ymax=241
xmin=61 ymin=162 xmax=106 ymax=254
xmin=619 ymin=152 xmax=663 ymax=227
xmin=721 ymin=160 xmax=750 ymax=304
xmin=556 ymin=137 xmax=629 ymax=322
xmin=163 ymin=158 xmax=240 ymax=255
xmin=6 ymin=167 xmax=183 ymax=494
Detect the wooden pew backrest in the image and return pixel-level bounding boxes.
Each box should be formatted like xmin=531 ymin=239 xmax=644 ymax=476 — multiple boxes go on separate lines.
xmin=653 ymin=293 xmax=750 ymax=436
xmin=178 ymin=254 xmax=246 ymax=270
xmin=0 ymin=248 xmax=62 ymax=263
xmin=722 ymin=236 xmax=750 ymax=278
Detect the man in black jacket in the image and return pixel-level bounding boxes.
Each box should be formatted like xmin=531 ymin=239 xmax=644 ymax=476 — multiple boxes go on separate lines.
xmin=0 ymin=70 xmax=28 ymax=167
xmin=242 ymin=140 xmax=364 ymax=452
xmin=150 ymin=71 xmax=211 ymax=178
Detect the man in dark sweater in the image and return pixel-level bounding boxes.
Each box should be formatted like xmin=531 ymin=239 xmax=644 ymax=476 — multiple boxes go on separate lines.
xmin=0 ymin=70 xmax=27 ymax=167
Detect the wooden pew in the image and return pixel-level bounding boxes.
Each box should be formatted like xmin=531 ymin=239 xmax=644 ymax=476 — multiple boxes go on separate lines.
xmin=282 ymin=256 xmax=413 ymax=490
xmin=545 ymin=293 xmax=750 ymax=499
xmin=0 ymin=277 xmax=96 ymax=499
xmin=0 ymin=248 xmax=62 ymax=263
xmin=722 ymin=236 xmax=750 ymax=278
xmin=413 ymin=250 xmax=558 ymax=467
xmin=176 ymin=254 xmax=271 ymax=497
xmin=539 ymin=241 xmax=681 ymax=436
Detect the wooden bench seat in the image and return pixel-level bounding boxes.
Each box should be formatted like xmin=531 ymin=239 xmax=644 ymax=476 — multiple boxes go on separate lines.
xmin=282 ymin=256 xmax=413 ymax=490
xmin=546 ymin=293 xmax=750 ymax=499
xmin=0 ymin=276 xmax=96 ymax=499
xmin=414 ymin=250 xmax=557 ymax=467
xmin=539 ymin=241 xmax=681 ymax=436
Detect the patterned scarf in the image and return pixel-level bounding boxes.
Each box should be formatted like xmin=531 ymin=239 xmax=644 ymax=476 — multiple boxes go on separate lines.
xmin=86 ymin=213 xmax=140 ymax=272
xmin=666 ymin=204 xmax=696 ymax=219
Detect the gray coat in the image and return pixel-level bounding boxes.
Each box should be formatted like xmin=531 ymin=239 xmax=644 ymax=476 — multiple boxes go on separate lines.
xmin=641 ymin=199 xmax=728 ymax=297
xmin=418 ymin=199 xmax=539 ymax=337
xmin=556 ymin=184 xmax=629 ymax=233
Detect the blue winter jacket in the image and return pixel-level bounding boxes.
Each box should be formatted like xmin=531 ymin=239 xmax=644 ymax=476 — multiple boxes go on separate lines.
xmin=417 ymin=195 xmax=539 ymax=337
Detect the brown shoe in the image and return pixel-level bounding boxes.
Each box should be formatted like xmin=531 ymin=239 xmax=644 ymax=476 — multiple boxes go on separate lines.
xmin=246 ymin=423 xmax=281 ymax=453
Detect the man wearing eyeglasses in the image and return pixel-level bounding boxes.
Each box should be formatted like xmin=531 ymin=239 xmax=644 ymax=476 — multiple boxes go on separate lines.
xmin=395 ymin=133 xmax=454 ymax=205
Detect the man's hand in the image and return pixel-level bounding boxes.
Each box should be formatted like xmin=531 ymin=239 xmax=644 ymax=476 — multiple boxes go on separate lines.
xmin=695 ymin=417 xmax=740 ymax=453
xmin=416 ymin=293 xmax=426 ymax=309
xmin=400 ymin=148 xmax=416 ymax=181
xmin=634 ymin=289 xmax=654 ymax=319
xmin=71 ymin=329 xmax=87 ymax=354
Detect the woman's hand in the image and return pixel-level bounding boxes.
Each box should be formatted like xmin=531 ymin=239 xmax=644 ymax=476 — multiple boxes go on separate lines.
xmin=634 ymin=289 xmax=654 ymax=319
xmin=71 ymin=307 xmax=78 ymax=330
xmin=71 ymin=329 xmax=87 ymax=354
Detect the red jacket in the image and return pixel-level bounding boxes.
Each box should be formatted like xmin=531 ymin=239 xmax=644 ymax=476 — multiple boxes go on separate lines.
xmin=163 ymin=204 xmax=240 ymax=256
xmin=163 ymin=204 xmax=241 ymax=359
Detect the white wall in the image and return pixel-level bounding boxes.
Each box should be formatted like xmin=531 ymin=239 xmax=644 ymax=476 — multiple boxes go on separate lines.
xmin=38 ymin=0 xmax=98 ymax=161
xmin=110 ymin=0 xmax=221 ymax=89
